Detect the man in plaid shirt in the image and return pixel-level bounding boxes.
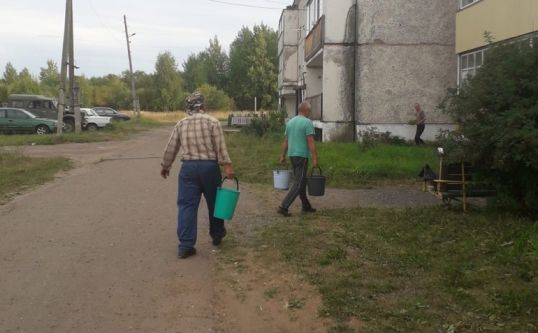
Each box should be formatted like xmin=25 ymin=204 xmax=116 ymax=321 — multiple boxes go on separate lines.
xmin=160 ymin=92 xmax=235 ymax=259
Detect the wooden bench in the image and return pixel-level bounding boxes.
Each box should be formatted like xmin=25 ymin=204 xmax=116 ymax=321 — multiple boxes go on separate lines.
xmin=431 ymin=158 xmax=495 ymax=212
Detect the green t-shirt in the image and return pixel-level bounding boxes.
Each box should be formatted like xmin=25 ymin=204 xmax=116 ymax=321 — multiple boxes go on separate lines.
xmin=285 ymin=115 xmax=315 ymax=158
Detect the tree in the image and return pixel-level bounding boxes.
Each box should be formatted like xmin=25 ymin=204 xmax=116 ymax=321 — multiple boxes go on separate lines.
xmin=182 ymin=53 xmax=209 ymax=93
xmin=228 ymin=25 xmax=278 ymax=110
xmin=3 ymin=62 xmax=18 ymax=85
xmin=440 ymin=41 xmax=538 ymax=217
xmin=205 ymin=36 xmax=229 ymax=90
xmin=197 ymin=84 xmax=233 ymax=111
xmin=133 ymin=70 xmax=156 ymax=111
xmin=39 ymin=60 xmax=60 ymax=97
xmin=11 ymin=68 xmax=40 ymax=94
xmin=91 ymin=74 xmax=130 ymax=109
xmin=154 ymin=52 xmax=184 ymax=111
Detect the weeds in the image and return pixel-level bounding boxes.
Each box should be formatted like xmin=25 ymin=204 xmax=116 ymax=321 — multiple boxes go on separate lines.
xmin=257 ymin=207 xmax=538 ymax=331
xmin=0 ymin=151 xmax=72 ymax=202
xmin=226 ymin=133 xmax=437 ymax=187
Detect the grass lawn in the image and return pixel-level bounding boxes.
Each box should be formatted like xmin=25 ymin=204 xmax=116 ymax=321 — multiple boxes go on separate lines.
xmin=0 ymin=117 xmax=161 ymax=147
xmin=226 ymin=133 xmax=437 ymax=187
xmin=0 ymin=151 xmax=72 ymax=203
xmin=256 ymin=207 xmax=538 ymax=332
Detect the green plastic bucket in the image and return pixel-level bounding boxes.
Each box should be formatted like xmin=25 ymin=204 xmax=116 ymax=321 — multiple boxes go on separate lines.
xmin=214 ymin=177 xmax=240 ymax=220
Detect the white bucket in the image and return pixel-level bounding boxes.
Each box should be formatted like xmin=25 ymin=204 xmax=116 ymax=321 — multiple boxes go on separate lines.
xmin=273 ymin=170 xmax=290 ymax=190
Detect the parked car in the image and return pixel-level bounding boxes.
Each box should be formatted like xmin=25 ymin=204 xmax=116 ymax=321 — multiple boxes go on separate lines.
xmin=7 ymin=94 xmax=82 ymax=132
xmin=80 ymin=108 xmax=112 ymax=131
xmin=0 ymin=107 xmax=58 ymax=134
xmin=91 ymin=107 xmax=130 ymax=121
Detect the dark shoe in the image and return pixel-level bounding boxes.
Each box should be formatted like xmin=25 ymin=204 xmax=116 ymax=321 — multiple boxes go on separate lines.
xmin=212 ymin=229 xmax=227 ymax=246
xmin=277 ymin=207 xmax=291 ymax=217
xmin=302 ymin=207 xmax=317 ymax=213
xmin=178 ymin=247 xmax=196 ymax=259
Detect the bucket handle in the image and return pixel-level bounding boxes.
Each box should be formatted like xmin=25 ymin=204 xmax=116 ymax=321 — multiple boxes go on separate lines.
xmin=309 ymin=167 xmax=323 ymax=176
xmin=220 ymin=177 xmax=239 ymax=191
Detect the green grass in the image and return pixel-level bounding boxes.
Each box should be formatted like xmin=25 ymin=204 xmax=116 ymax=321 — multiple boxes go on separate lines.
xmin=226 ymin=133 xmax=437 ymax=187
xmin=256 ymin=208 xmax=538 ymax=332
xmin=0 ymin=117 xmax=161 ymax=147
xmin=0 ymin=151 xmax=72 ymax=203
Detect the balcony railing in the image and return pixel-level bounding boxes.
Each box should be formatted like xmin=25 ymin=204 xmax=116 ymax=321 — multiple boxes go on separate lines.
xmin=305 ymin=15 xmax=325 ymax=61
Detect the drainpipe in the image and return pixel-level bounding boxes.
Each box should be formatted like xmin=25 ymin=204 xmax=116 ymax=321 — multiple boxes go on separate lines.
xmin=352 ymin=0 xmax=359 ymax=142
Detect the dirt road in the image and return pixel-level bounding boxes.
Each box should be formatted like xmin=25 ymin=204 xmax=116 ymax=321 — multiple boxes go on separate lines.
xmin=1 ymin=128 xmax=439 ymax=333
xmin=1 ymin=128 xmax=227 ymax=332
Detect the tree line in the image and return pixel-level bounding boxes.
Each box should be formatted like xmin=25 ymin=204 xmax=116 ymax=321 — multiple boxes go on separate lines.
xmin=0 ymin=24 xmax=278 ymax=112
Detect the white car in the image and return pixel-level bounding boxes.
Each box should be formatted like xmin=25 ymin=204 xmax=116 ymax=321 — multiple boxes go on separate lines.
xmin=80 ymin=108 xmax=112 ymax=131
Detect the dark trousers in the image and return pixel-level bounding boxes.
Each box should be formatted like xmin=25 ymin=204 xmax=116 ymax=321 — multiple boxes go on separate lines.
xmin=415 ymin=124 xmax=425 ymax=145
xmin=280 ymin=156 xmax=312 ymax=210
xmin=177 ymin=160 xmax=225 ymax=250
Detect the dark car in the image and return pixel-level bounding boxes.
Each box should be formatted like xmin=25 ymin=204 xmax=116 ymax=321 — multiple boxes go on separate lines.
xmin=91 ymin=107 xmax=130 ymax=121
xmin=0 ymin=108 xmax=58 ymax=134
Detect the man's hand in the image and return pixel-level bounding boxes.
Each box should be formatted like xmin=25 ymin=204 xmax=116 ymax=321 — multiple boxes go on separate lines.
xmin=223 ymin=164 xmax=235 ymax=179
xmin=280 ymin=155 xmax=287 ymax=165
xmin=312 ymin=156 xmax=319 ymax=168
xmin=160 ymin=168 xmax=170 ymax=179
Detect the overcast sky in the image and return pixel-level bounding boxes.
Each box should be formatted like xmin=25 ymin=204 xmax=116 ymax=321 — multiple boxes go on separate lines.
xmin=0 ymin=0 xmax=285 ymax=78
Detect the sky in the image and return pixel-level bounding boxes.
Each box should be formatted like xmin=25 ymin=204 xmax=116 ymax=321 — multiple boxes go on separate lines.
xmin=0 ymin=0 xmax=287 ymax=78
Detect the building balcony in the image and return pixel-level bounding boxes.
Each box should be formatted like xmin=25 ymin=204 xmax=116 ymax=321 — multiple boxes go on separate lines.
xmin=305 ymin=15 xmax=325 ymax=62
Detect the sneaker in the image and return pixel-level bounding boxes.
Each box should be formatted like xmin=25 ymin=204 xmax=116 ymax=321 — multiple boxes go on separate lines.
xmin=178 ymin=247 xmax=197 ymax=259
xmin=212 ymin=229 xmax=227 ymax=246
xmin=277 ymin=207 xmax=291 ymax=217
xmin=302 ymin=207 xmax=317 ymax=213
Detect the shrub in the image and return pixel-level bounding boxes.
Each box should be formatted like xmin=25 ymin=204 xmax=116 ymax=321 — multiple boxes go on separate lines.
xmin=196 ymin=84 xmax=234 ymax=111
xmin=358 ymin=126 xmax=408 ymax=149
xmin=242 ymin=109 xmax=286 ymax=137
xmin=439 ymin=41 xmax=538 ymax=217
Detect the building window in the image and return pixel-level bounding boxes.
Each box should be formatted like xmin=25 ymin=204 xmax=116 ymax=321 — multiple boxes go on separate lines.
xmin=459 ymin=48 xmax=485 ymax=84
xmin=306 ymin=0 xmax=323 ymax=32
xmin=460 ymin=0 xmax=480 ymax=9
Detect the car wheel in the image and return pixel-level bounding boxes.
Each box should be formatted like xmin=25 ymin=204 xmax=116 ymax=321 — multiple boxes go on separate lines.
xmin=86 ymin=123 xmax=98 ymax=131
xmin=35 ymin=125 xmax=51 ymax=135
xmin=64 ymin=119 xmax=75 ymax=133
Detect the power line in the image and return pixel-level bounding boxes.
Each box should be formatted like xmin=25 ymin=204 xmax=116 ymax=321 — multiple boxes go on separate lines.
xmin=86 ymin=0 xmax=123 ymax=43
xmin=259 ymin=0 xmax=289 ymax=4
xmin=207 ymin=0 xmax=282 ymax=10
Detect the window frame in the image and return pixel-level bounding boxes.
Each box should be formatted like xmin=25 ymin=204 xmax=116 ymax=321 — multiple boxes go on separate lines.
xmin=458 ymin=48 xmax=486 ymax=86
xmin=460 ymin=0 xmax=480 ymax=10
xmin=306 ymin=0 xmax=323 ymax=32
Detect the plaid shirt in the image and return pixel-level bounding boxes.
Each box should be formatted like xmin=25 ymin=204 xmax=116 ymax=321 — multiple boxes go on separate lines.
xmin=161 ymin=113 xmax=232 ymax=170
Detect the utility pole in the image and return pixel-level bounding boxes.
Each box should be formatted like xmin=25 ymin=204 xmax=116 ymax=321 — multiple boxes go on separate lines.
xmin=57 ymin=0 xmax=81 ymax=133
xmin=57 ymin=0 xmax=71 ymax=135
xmin=124 ymin=15 xmax=139 ymax=118
xmin=69 ymin=3 xmax=81 ymax=133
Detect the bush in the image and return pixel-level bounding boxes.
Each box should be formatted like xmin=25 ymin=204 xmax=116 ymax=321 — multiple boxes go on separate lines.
xmin=196 ymin=84 xmax=234 ymax=111
xmin=242 ymin=109 xmax=286 ymax=137
xmin=439 ymin=41 xmax=538 ymax=217
xmin=358 ymin=126 xmax=408 ymax=149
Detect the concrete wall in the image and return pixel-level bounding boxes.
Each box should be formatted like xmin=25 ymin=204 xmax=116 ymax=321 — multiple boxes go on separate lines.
xmin=324 ymin=0 xmax=356 ymax=44
xmin=356 ymin=0 xmax=457 ymax=126
xmin=279 ymin=0 xmax=457 ymax=141
xmin=456 ymin=0 xmax=538 ymax=53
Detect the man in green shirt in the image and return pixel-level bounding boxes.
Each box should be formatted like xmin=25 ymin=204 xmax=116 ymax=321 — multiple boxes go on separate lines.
xmin=278 ymin=101 xmax=319 ymax=217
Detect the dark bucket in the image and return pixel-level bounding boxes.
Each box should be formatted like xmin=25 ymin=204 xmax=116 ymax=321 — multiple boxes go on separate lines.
xmin=307 ymin=167 xmax=326 ymax=196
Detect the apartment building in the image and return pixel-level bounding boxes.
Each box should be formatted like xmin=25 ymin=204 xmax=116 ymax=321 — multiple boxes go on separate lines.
xmin=278 ymin=0 xmax=457 ymax=142
xmin=456 ymin=0 xmax=538 ymax=85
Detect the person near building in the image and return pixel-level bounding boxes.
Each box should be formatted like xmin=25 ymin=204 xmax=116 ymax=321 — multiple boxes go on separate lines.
xmin=160 ymin=92 xmax=235 ymax=259
xmin=414 ymin=103 xmax=426 ymax=145
xmin=277 ymin=101 xmax=319 ymax=217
